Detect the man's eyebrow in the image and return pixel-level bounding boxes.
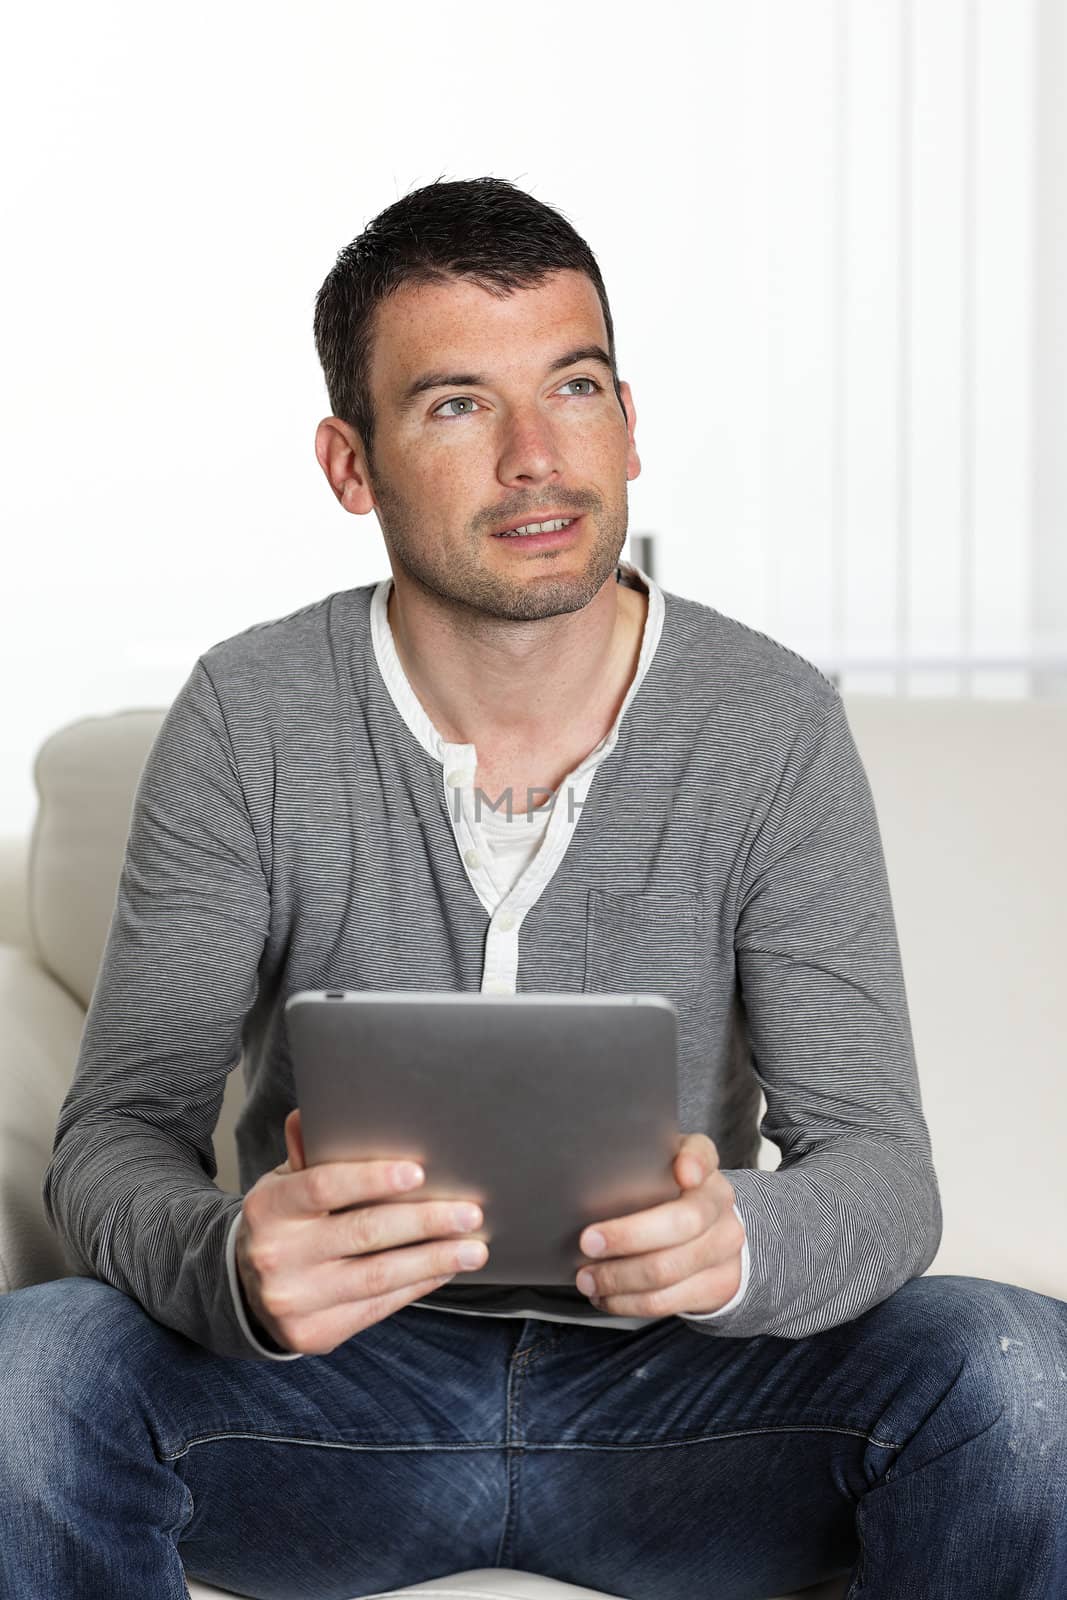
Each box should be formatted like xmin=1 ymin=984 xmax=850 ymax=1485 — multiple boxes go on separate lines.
xmin=395 ymin=344 xmax=615 ymax=413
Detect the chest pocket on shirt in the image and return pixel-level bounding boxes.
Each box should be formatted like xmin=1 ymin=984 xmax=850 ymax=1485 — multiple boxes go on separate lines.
xmin=583 ymin=890 xmax=708 ymax=1004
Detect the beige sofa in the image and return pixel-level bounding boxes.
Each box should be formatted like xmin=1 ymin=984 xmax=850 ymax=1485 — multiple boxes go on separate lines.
xmin=1 ymin=694 xmax=1065 ymax=1600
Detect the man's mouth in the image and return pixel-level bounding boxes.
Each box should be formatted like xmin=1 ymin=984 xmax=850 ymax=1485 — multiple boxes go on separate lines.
xmin=491 ymin=515 xmax=583 ymax=544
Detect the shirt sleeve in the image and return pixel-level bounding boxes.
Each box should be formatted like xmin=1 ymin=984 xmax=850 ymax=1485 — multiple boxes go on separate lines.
xmin=677 ymin=1200 xmax=751 ymax=1322
xmin=41 ymin=657 xmax=284 ymax=1360
xmin=682 ymin=690 xmax=942 ymax=1342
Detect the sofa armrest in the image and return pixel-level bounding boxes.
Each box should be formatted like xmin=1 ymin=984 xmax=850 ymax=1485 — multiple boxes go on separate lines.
xmin=0 ymin=836 xmax=31 ymax=952
xmin=0 ymin=945 xmax=87 ymax=1292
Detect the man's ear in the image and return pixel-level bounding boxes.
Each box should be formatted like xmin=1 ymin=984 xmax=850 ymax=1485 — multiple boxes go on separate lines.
xmin=619 ymin=380 xmax=641 ymax=483
xmin=315 ymin=416 xmax=377 ymax=514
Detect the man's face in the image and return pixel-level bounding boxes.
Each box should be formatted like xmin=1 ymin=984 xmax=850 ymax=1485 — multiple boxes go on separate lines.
xmin=360 ymin=269 xmax=640 ymax=623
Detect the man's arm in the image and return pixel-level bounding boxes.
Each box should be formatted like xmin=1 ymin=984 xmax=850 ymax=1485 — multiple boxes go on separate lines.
xmin=683 ymin=689 xmax=942 ymax=1341
xmin=41 ymin=657 xmax=279 ymax=1360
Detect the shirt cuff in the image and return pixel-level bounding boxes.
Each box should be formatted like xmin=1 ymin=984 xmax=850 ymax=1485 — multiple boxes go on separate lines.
xmin=226 ymin=1209 xmax=305 ymax=1360
xmin=677 ymin=1200 xmax=751 ymax=1321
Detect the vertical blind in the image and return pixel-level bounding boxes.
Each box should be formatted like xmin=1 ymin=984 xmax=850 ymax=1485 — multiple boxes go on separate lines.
xmin=640 ymin=0 xmax=1064 ymax=700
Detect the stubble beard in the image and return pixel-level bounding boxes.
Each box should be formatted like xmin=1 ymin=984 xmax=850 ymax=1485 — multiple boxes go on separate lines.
xmin=373 ymin=480 xmax=630 ymax=624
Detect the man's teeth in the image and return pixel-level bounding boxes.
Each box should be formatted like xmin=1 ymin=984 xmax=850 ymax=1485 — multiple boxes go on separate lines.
xmin=497 ymin=518 xmax=576 ymax=538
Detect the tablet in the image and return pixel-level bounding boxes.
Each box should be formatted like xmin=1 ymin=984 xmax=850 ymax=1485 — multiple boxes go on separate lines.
xmin=283 ymin=990 xmax=680 ymax=1286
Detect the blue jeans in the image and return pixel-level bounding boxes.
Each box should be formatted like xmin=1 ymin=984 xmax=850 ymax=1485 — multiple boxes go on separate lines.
xmin=0 ymin=1272 xmax=1064 ymax=1600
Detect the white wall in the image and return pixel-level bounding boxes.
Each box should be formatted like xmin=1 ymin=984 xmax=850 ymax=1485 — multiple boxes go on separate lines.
xmin=2 ymin=0 xmax=1060 ymax=836
xmin=1033 ymin=0 xmax=1067 ymax=701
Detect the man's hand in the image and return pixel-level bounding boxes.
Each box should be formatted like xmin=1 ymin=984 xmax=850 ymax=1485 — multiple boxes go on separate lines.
xmin=235 ymin=1109 xmax=488 ymax=1356
xmin=574 ymin=1134 xmax=746 ymax=1317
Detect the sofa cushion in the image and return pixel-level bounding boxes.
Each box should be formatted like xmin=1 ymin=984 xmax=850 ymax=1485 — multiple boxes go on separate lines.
xmin=28 ymin=709 xmax=165 ymax=1010
xmin=0 ymin=946 xmax=87 ymax=1290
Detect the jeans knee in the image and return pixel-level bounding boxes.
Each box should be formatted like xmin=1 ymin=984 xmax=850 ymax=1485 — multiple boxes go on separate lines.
xmin=0 ymin=1276 xmax=151 ymax=1428
xmin=0 ymin=1277 xmax=197 ymax=1555
xmin=974 ymin=1282 xmax=1067 ymax=1454
xmin=904 ymin=1275 xmax=1067 ymax=1446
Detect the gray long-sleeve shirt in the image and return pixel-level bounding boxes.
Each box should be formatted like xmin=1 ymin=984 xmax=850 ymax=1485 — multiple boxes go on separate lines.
xmin=42 ymin=562 xmax=942 ymax=1360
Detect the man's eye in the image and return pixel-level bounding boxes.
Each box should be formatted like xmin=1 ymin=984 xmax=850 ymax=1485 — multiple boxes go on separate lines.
xmin=431 ymin=378 xmax=602 ymax=420
xmin=433 ymin=396 xmax=481 ymax=418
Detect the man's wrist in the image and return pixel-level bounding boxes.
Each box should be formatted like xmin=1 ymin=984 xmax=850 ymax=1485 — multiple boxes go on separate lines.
xmin=226 ymin=1209 xmax=302 ymax=1359
xmin=679 ymin=1200 xmax=750 ymax=1321
xmin=236 ymin=1264 xmax=289 ymax=1353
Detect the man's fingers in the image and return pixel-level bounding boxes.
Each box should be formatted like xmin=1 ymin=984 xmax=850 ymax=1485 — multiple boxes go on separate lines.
xmin=579 ymin=1190 xmax=709 ymax=1261
xmin=579 ymin=1138 xmax=722 ymax=1260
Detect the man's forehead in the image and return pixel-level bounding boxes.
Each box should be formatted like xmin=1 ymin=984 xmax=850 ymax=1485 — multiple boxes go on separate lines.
xmin=384 ymin=267 xmax=598 ymax=323
xmin=372 ymin=271 xmax=606 ymax=386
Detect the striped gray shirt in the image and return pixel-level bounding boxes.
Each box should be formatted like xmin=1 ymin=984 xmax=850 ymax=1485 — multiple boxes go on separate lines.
xmin=42 ymin=565 xmax=942 ymax=1360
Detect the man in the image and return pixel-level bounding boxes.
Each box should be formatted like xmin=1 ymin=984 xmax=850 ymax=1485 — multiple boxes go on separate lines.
xmin=2 ymin=177 xmax=1064 ymax=1599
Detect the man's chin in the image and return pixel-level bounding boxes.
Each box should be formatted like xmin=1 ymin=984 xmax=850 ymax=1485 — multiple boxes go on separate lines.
xmin=475 ymin=563 xmax=623 ymax=622
xmin=387 ymin=536 xmax=625 ymax=622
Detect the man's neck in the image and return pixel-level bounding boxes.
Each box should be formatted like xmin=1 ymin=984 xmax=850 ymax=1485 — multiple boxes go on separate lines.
xmin=385 ymin=568 xmax=648 ymax=763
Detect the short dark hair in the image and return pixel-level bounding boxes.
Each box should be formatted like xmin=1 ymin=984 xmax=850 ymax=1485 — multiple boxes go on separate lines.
xmin=312 ymin=175 xmax=624 ymax=469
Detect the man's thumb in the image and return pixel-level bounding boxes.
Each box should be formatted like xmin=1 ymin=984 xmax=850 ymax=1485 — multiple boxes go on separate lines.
xmin=283 ymin=1107 xmax=306 ymax=1173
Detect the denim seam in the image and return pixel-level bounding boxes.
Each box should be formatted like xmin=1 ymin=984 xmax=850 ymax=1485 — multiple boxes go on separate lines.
xmin=494 ymin=1347 xmax=535 ymax=1569
xmin=159 ymin=1434 xmax=507 ymax=1461
xmin=159 ymin=1421 xmax=903 ymax=1460
xmin=510 ymin=1326 xmax=568 ymax=1364
xmin=518 ymin=1426 xmax=904 ymax=1450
